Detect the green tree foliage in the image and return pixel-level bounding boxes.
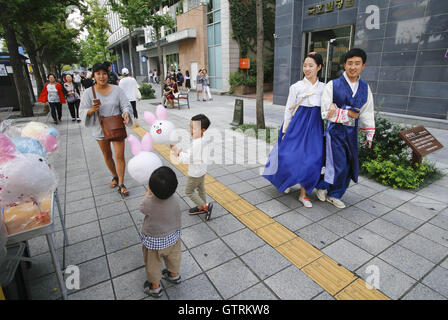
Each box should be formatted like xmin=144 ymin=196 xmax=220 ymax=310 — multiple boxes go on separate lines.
xmin=80 ymin=0 xmax=118 ymax=67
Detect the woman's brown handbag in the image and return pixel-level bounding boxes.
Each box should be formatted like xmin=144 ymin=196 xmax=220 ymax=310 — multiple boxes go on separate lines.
xmin=92 ymin=86 xmax=127 ymax=141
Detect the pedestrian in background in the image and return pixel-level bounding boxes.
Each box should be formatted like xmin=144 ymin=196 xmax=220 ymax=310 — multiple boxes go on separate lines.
xmin=202 ymin=69 xmax=212 ymax=101
xmin=153 ymin=69 xmax=158 ymax=84
xmin=176 ymin=69 xmax=184 ymax=91
xmin=82 ymin=71 xmax=94 ymax=89
xmin=196 ymin=69 xmax=203 ymax=101
xmin=38 ymin=73 xmax=66 ymax=124
xmin=104 ymin=61 xmax=120 ymax=85
xmin=185 ymin=70 xmax=191 ymax=92
xmin=64 ymin=74 xmax=81 ymax=122
xmin=119 ymin=67 xmax=141 ymax=119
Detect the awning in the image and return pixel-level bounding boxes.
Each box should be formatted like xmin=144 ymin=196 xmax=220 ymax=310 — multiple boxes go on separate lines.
xmin=137 ymin=28 xmax=197 ymax=52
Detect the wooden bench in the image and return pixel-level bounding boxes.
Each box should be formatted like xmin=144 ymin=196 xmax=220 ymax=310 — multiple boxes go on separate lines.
xmin=173 ymin=91 xmax=190 ymax=109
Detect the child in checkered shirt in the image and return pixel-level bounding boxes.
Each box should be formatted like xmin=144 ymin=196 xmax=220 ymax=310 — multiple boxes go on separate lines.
xmin=139 ymin=166 xmax=182 ymax=298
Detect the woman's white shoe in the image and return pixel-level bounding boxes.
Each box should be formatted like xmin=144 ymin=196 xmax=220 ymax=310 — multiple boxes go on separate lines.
xmin=284 ymin=188 xmax=292 ymax=194
xmin=299 ymin=196 xmax=312 ymax=208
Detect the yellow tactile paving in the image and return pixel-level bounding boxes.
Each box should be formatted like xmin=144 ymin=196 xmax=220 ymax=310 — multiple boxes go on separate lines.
xmin=335 ymin=278 xmax=389 ymax=300
xmin=302 ymin=256 xmax=358 ymax=296
xmin=256 ymin=222 xmax=297 ymax=248
xmin=131 ymin=127 xmax=391 ymax=300
xmin=237 ymin=210 xmax=275 ymax=230
xmin=277 ymin=237 xmax=323 ymax=269
xmin=221 ymin=198 xmax=257 ymax=216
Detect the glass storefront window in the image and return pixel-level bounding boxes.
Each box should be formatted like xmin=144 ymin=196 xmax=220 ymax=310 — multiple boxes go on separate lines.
xmin=206 ymin=0 xmax=222 ymax=89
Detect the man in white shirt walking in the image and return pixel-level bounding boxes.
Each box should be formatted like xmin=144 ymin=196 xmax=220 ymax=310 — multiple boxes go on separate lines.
xmin=119 ymin=68 xmax=141 ymax=118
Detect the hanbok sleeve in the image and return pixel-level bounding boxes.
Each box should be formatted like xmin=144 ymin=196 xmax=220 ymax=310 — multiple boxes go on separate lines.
xmin=359 ymin=86 xmax=375 ymax=141
xmin=282 ymin=84 xmax=297 ymax=134
xmin=321 ymin=81 xmax=352 ymax=124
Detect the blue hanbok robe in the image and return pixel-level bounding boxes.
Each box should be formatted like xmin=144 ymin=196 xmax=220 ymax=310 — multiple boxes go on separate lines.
xmin=263 ymin=79 xmax=325 ymax=194
xmin=316 ymin=73 xmax=376 ymax=199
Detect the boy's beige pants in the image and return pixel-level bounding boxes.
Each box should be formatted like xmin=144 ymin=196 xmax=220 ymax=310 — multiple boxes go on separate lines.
xmin=142 ymin=240 xmax=181 ymax=284
xmin=185 ymin=175 xmax=206 ymax=207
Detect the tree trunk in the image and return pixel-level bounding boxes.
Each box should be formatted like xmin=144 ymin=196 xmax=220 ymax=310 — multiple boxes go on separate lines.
xmin=36 ymin=51 xmax=47 ymax=82
xmin=128 ymin=30 xmax=137 ymax=77
xmin=2 ymin=21 xmax=34 ymax=117
xmin=255 ymin=0 xmax=265 ymax=129
xmin=20 ymin=26 xmax=44 ymax=96
xmin=157 ymin=32 xmax=164 ymax=96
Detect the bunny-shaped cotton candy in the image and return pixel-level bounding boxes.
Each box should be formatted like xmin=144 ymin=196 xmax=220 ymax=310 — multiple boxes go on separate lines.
xmin=144 ymin=105 xmax=176 ymax=145
xmin=21 ymin=121 xmax=59 ymax=155
xmin=0 ymin=134 xmax=56 ymax=209
xmin=127 ymin=133 xmax=163 ymax=185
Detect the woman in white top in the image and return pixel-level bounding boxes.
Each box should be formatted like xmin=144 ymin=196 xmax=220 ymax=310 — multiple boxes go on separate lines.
xmin=263 ymin=53 xmax=325 ymax=208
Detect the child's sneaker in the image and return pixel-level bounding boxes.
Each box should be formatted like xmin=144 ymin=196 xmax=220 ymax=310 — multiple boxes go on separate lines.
xmin=205 ymin=203 xmax=213 ymax=221
xmin=188 ymin=206 xmax=205 ymax=215
xmin=143 ymin=281 xmax=163 ymax=298
xmin=162 ymin=269 xmax=182 ymax=284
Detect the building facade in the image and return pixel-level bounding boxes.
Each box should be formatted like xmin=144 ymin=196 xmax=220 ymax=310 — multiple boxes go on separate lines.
xmin=103 ymin=0 xmax=240 ymax=90
xmin=274 ymin=0 xmax=448 ymax=119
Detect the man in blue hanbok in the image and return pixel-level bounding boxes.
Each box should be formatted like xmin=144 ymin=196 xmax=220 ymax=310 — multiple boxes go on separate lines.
xmin=316 ymin=48 xmax=375 ymax=209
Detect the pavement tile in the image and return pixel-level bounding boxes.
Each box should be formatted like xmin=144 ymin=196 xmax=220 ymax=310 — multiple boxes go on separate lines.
xmin=124 ymin=196 xmax=144 ymax=212
xmin=382 ymin=189 xmax=416 ymax=202
xmin=415 ymin=223 xmax=448 ymax=248
xmin=344 ymin=227 xmax=393 ymax=255
xmin=356 ymin=257 xmax=416 ymax=300
xmin=68 ymin=256 xmax=111 ymax=293
xmin=429 ymin=210 xmax=448 ymax=231
xmin=276 ymin=194 xmax=302 ymax=210
xmin=256 ymin=199 xmax=291 ymax=218
xmin=230 ymin=282 xmax=279 ymax=300
xmin=221 ymin=228 xmax=266 ymax=256
xmin=259 ymin=185 xmax=283 ymax=199
xmin=234 ymin=169 xmax=259 ymax=181
xmin=246 ymin=177 xmax=271 ymax=189
xmin=175 ymin=250 xmax=203 ymax=282
xmin=68 ymin=280 xmax=115 ymax=300
xmin=66 ymin=197 xmax=96 ymax=214
xmin=395 ymin=202 xmax=438 ymax=221
xmin=416 ymin=184 xmax=448 ymax=204
xmin=295 ymin=205 xmax=335 ymax=222
xmin=296 ymin=223 xmax=340 ymax=249
xmin=103 ymin=226 xmax=141 ymax=254
xmin=312 ymin=291 xmax=335 ymax=300
xmin=322 ymin=238 xmax=374 ymax=271
xmin=378 ymin=244 xmax=435 ymax=280
xmin=337 ymin=191 xmax=366 ymax=206
xmin=354 ymin=199 xmax=392 ymax=217
xmin=364 ymin=218 xmax=409 ymax=242
xmin=381 ymin=210 xmax=426 ymax=231
xmin=107 ymin=244 xmax=145 ymax=278
xmin=359 ymin=179 xmax=389 ymax=192
xmin=67 ymin=220 xmax=102 ymax=245
xmin=166 ymin=274 xmax=222 ymax=300
xmin=370 ymin=192 xmax=408 ymax=209
xmin=99 ymin=213 xmax=134 ymax=235
xmin=275 ymin=211 xmax=313 ymax=232
xmin=336 ymin=206 xmax=377 ymax=226
xmin=94 ymin=192 xmax=124 ymax=207
xmin=112 ymin=267 xmax=147 ymax=300
xmin=348 ymin=184 xmax=377 ymax=198
xmin=397 ymin=232 xmax=448 ymax=264
xmin=206 ymin=214 xmax=245 ymax=236
xmin=27 ymin=273 xmax=61 ymax=300
xmin=65 ymin=236 xmax=105 ymax=266
xmin=207 ymin=258 xmax=259 ymax=299
xmin=130 ymin=210 xmax=144 ymax=226
xmin=440 ymin=257 xmax=448 ymax=270
xmin=264 ymin=265 xmax=323 ymax=300
xmin=23 ymin=249 xmax=64 ymax=281
xmin=216 ymin=174 xmax=243 ymax=185
xmin=318 ymin=215 xmax=360 ymax=237
xmin=241 ymin=190 xmax=273 ymax=205
xmin=97 ymin=201 xmax=129 ymax=219
xmin=241 ymin=244 xmax=291 ymax=280
xmin=181 ymin=211 xmax=203 ymax=228
xmin=64 ymin=208 xmax=98 ymax=229
xmin=65 ymin=188 xmax=93 ymax=203
xmin=402 ymin=283 xmax=447 ymax=300
xmin=190 ymin=238 xmax=236 ymax=271
xmin=422 ymin=266 xmax=448 ymax=298
xmin=181 ymin=223 xmax=218 ymax=249
xmin=409 ymin=196 xmax=447 ymax=212
xmin=227 ymin=181 xmax=257 ymax=194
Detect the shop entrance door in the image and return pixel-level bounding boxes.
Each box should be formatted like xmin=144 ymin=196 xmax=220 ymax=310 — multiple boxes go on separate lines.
xmin=304 ymin=25 xmax=354 ymax=83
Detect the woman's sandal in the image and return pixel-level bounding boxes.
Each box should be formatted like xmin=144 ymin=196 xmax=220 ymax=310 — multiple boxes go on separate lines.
xmin=110 ymin=176 xmax=119 ymax=188
xmin=118 ymin=184 xmax=129 ymax=197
